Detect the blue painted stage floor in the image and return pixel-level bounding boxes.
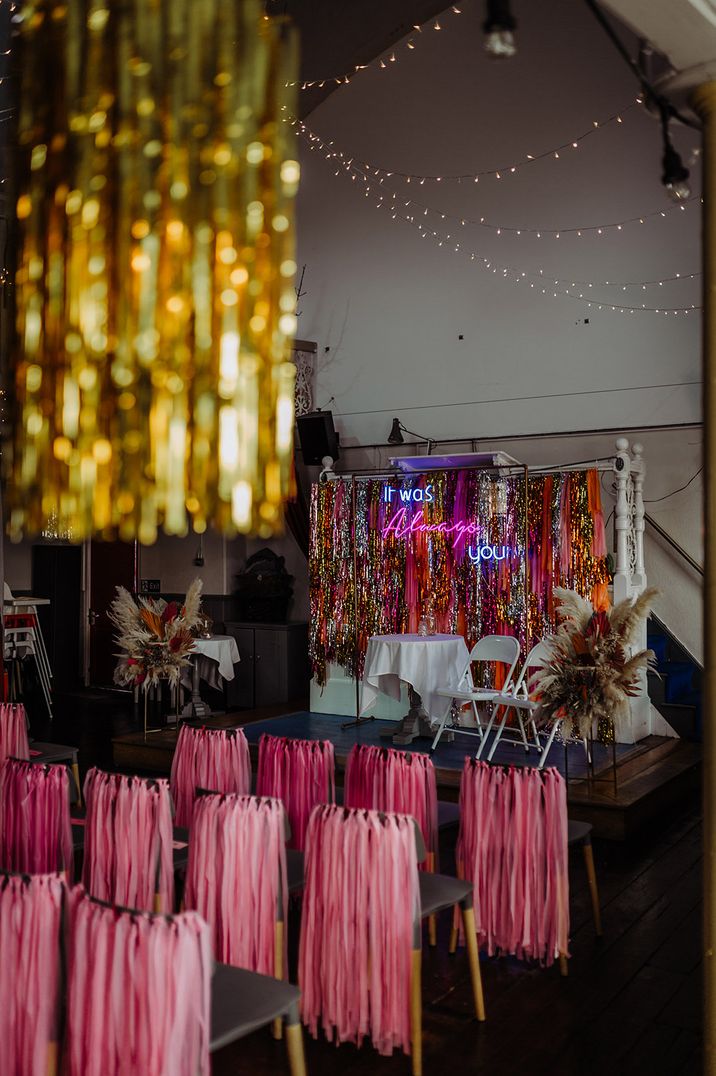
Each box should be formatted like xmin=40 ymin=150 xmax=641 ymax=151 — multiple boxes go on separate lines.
xmin=242 ymin=710 xmax=635 ymax=781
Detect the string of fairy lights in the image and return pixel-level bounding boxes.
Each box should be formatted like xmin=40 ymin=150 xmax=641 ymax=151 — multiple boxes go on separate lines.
xmin=292 ymin=120 xmax=700 ymax=315
xmin=305 ymin=103 xmax=644 ymax=185
xmin=286 ymin=3 xmax=465 ymax=89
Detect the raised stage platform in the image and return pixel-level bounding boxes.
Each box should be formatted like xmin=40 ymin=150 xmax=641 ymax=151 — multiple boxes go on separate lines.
xmin=112 ymin=710 xmax=701 ymax=840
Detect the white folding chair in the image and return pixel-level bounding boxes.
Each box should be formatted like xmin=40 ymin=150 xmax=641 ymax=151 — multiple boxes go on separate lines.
xmin=481 ymin=640 xmax=555 ymax=764
xmin=430 ymin=635 xmax=521 ymax=752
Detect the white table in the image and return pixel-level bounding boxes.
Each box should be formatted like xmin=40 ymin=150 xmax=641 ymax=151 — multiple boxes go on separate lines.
xmin=360 ymin=633 xmax=471 ymax=745
xmin=181 ymin=634 xmax=240 ymax=718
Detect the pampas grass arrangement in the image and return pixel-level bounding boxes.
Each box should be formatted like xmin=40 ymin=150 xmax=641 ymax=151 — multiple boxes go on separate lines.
xmin=531 ymin=586 xmax=659 ymax=741
xmin=111 ymin=579 xmax=204 ymax=689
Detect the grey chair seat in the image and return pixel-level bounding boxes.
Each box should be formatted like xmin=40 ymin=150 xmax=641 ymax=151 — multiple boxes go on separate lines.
xmin=210 ymin=962 xmax=301 ymax=1050
xmin=419 ymin=870 xmax=472 ymax=917
xmin=567 ymin=819 xmax=593 ymax=846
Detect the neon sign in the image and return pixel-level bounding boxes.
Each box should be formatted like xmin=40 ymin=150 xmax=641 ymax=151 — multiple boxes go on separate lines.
xmin=467 ymin=544 xmax=511 ymax=562
xmin=383 ymin=484 xmax=434 ymax=504
xmin=379 ymin=482 xmax=514 ymax=564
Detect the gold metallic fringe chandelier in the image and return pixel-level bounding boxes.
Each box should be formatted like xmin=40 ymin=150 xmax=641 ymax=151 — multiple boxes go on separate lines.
xmin=8 ymin=0 xmax=299 ymax=543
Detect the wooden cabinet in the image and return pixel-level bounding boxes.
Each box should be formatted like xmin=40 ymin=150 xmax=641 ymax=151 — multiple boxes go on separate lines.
xmin=223 ymin=622 xmax=309 ymax=710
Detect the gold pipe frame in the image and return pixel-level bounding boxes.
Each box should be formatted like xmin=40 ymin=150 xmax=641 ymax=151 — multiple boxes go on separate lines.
xmin=8 ymin=0 xmax=299 ymax=543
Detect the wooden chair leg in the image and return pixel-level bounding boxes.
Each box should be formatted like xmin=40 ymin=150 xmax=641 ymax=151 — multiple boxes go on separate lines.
xmin=47 ymin=1041 xmax=58 ymax=1076
xmin=559 ymin=952 xmax=568 ymax=977
xmin=153 ymin=892 xmax=162 ymax=914
xmin=582 ymin=840 xmax=603 ymax=937
xmin=272 ymin=921 xmax=284 ymax=1040
xmin=71 ymin=761 xmax=82 ymax=807
xmin=285 ymin=1020 xmax=307 ymax=1076
xmin=449 ymin=859 xmax=462 ymax=954
xmin=461 ymin=906 xmax=486 ymax=1021
xmin=411 ymin=948 xmax=423 ymax=1076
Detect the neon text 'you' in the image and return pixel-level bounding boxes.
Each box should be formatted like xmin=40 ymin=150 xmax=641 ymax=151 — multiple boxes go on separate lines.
xmin=383 ymin=485 xmax=434 ymax=504
xmin=467 ymin=545 xmax=512 ymax=563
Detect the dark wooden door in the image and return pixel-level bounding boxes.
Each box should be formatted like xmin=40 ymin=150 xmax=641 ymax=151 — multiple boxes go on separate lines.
xmin=89 ymin=540 xmax=137 ymax=686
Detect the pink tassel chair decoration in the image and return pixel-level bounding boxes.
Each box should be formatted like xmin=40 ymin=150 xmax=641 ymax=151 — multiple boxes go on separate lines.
xmin=184 ymin=793 xmax=288 ymax=978
xmin=0 ymin=758 xmax=73 ymax=877
xmin=66 ymin=889 xmax=211 ymax=1076
xmin=0 ymin=872 xmax=66 ymax=1076
xmin=0 ymin=702 xmax=30 ymax=762
xmin=455 ymin=759 xmax=569 ymax=966
xmin=256 ymin=734 xmax=335 ymax=850
xmin=299 ymin=804 xmax=420 ymax=1058
xmin=344 ymin=744 xmax=438 ymax=868
xmin=170 ymin=724 xmax=251 ymax=829
xmin=82 ymin=768 xmax=174 ymax=913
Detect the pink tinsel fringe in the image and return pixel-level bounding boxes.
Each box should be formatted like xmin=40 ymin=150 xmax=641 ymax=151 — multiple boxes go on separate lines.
xmin=456 ymin=760 xmax=569 ymax=965
xmin=170 ymin=725 xmax=251 ymax=829
xmin=0 ymin=758 xmax=73 ymax=877
xmin=344 ymin=744 xmax=438 ymax=868
xmin=256 ymin=734 xmax=335 ymax=851
xmin=299 ymin=804 xmax=420 ymax=1057
xmin=0 ymin=703 xmax=30 ymax=762
xmin=0 ymin=872 xmax=65 ymax=1075
xmin=66 ymin=888 xmax=210 ymax=1076
xmin=82 ymin=768 xmax=174 ymax=912
xmin=184 ymin=793 xmax=288 ymax=977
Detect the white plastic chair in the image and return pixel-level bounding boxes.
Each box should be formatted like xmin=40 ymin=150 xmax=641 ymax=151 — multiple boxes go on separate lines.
xmin=480 ymin=640 xmax=555 ymax=765
xmin=430 ymin=635 xmax=521 ymax=752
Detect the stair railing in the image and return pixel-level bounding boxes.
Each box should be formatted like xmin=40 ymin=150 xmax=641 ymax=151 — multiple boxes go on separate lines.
xmin=644 ymin=513 xmax=703 ymax=577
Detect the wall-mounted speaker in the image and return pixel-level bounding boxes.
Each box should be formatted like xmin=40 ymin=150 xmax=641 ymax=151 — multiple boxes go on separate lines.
xmin=296 ymin=411 xmax=340 ymax=465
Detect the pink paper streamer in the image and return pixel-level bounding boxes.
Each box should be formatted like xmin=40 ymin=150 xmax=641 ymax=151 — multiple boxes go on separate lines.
xmin=344 ymin=744 xmax=438 ymax=867
xmin=66 ymin=889 xmax=210 ymax=1076
xmin=0 ymin=872 xmax=65 ymax=1076
xmin=0 ymin=758 xmax=73 ymax=877
xmin=299 ymin=804 xmax=420 ymax=1057
xmin=456 ymin=760 xmax=569 ymax=965
xmin=82 ymin=768 xmax=174 ymax=913
xmin=256 ymin=734 xmax=335 ymax=851
xmin=184 ymin=793 xmax=287 ymax=977
xmin=170 ymin=725 xmax=251 ymax=829
xmin=0 ymin=703 xmax=30 ymax=762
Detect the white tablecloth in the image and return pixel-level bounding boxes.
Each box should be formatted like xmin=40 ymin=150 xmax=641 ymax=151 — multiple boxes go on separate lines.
xmin=360 ymin=633 xmax=470 ymax=724
xmin=183 ymin=635 xmax=240 ymax=690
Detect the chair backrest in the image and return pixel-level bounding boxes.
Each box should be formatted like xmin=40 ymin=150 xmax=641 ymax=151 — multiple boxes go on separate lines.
xmin=66 ymin=889 xmax=210 ymax=1076
xmin=0 ymin=872 xmax=66 ymax=1076
xmin=0 ymin=758 xmax=73 ymax=877
xmin=299 ymin=803 xmax=420 ymax=1058
xmin=170 ymin=724 xmax=251 ymax=829
xmin=343 ymin=743 xmax=438 ymax=860
xmin=82 ymin=768 xmax=174 ymax=912
xmin=512 ymin=640 xmax=553 ymax=696
xmin=456 ymin=759 xmax=568 ymax=966
xmin=0 ymin=703 xmax=30 ymax=762
xmin=256 ymin=734 xmax=335 ymax=851
xmin=464 ymin=634 xmax=521 ymax=692
xmin=184 ymin=792 xmax=287 ymax=977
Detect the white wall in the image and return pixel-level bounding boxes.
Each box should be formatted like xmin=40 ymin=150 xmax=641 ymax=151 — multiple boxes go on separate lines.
xmin=295 ymin=0 xmax=700 ymax=448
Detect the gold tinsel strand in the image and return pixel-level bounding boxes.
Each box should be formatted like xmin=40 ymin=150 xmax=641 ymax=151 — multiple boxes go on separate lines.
xmin=9 ymin=0 xmax=299 ymax=542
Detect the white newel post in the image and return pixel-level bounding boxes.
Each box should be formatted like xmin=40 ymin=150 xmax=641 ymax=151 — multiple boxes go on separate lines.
xmin=612 ymin=438 xmax=651 ymax=742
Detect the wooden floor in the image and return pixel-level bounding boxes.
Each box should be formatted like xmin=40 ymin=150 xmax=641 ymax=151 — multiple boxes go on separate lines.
xmin=38 ymin=688 xmax=703 ymax=1074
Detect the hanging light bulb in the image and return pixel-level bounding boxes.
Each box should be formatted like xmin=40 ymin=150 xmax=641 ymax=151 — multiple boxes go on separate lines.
xmin=483 ymin=0 xmax=517 ymax=58
xmin=660 ymin=107 xmax=691 ymax=202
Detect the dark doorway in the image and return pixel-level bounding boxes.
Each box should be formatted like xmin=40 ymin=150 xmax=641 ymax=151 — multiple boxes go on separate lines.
xmin=32 ymin=544 xmax=83 ymax=692
xmin=89 ymin=540 xmax=137 ymax=687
